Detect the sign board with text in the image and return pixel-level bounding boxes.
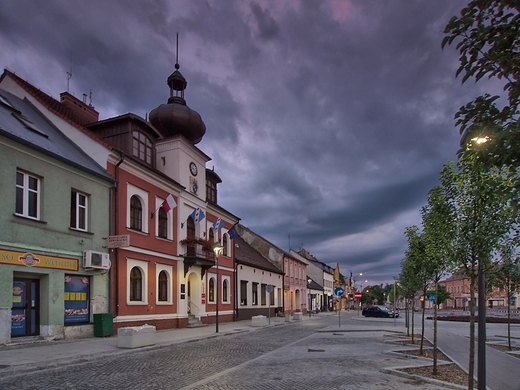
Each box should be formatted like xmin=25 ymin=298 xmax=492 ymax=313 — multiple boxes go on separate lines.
xmin=106 ymin=235 xmax=130 ymax=248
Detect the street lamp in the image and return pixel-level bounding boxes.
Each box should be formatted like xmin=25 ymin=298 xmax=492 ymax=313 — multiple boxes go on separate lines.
xmin=213 ymin=245 xmax=224 ymax=333
xmin=462 ymin=133 xmax=489 ymax=390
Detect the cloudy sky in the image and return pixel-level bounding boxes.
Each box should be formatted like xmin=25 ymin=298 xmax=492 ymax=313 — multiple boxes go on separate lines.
xmin=0 ymin=0 xmax=504 ymax=287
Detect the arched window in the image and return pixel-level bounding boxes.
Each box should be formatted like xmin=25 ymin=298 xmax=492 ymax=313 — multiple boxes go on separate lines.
xmin=209 ymin=277 xmax=215 ymax=302
xmin=158 ymin=271 xmax=168 ymax=301
xmin=130 ymin=195 xmax=142 ymax=231
xmin=158 ymin=208 xmax=167 ymax=239
xmin=209 ymin=228 xmax=215 ymax=243
xmin=223 ymin=234 xmax=228 ymax=256
xmin=130 ymin=267 xmax=142 ymax=301
xmin=223 ymin=279 xmax=228 ymax=302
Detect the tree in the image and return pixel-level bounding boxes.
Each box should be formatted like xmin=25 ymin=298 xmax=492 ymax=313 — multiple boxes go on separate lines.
xmin=442 ymin=1 xmax=520 ymax=169
xmin=439 ymin=156 xmax=515 ymax=389
xmin=421 ymin=186 xmax=456 ymax=374
xmin=401 ymin=226 xmax=429 ymax=348
xmin=490 ymin=240 xmax=520 ymax=349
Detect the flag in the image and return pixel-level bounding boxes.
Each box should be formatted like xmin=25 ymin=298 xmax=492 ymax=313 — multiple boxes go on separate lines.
xmin=212 ymin=217 xmax=224 ymax=230
xmin=190 ymin=208 xmax=205 ymax=223
xmin=161 ymin=194 xmax=177 ymax=212
xmin=228 ymin=225 xmax=239 ymax=239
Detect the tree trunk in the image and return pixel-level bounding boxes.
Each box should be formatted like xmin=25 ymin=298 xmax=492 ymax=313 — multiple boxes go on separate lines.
xmin=468 ymin=276 xmax=476 ymax=390
xmin=420 ymin=290 xmax=426 ymax=355
xmin=433 ymin=283 xmax=438 ymax=375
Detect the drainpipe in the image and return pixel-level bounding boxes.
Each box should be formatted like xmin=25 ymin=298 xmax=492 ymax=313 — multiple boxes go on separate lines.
xmin=111 ymin=153 xmax=125 ymax=318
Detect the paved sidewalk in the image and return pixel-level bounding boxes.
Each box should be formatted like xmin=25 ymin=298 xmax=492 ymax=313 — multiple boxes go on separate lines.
xmin=0 ymin=314 xmax=290 ymax=371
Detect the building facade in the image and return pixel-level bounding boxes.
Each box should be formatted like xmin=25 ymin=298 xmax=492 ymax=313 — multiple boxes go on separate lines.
xmin=0 ymin=87 xmax=114 ymax=343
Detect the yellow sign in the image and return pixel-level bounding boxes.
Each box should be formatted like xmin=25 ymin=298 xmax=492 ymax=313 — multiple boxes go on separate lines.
xmin=0 ymin=249 xmax=78 ymax=271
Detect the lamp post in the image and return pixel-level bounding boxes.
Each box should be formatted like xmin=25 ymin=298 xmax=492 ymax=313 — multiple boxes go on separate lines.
xmin=462 ymin=134 xmax=490 ymax=390
xmin=213 ymin=245 xmax=224 ymax=333
xmin=394 ymin=280 xmax=398 ymax=327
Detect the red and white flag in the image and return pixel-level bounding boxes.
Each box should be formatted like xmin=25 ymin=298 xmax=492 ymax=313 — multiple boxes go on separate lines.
xmin=161 ymin=194 xmax=177 ymax=212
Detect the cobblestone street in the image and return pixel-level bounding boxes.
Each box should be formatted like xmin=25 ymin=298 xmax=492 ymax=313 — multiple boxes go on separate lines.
xmin=0 ymin=315 xmax=452 ymax=389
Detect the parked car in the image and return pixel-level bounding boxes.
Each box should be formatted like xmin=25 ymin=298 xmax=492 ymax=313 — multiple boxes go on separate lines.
xmin=362 ymin=305 xmax=399 ymax=318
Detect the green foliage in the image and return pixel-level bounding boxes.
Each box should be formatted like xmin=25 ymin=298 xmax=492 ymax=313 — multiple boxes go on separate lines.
xmin=443 ymin=0 xmax=520 ymax=169
xmin=399 ymin=226 xmax=427 ymax=299
xmin=426 ymin=284 xmax=451 ymax=306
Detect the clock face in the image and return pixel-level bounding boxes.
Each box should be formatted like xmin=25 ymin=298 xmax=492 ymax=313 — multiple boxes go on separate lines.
xmin=189 ymin=162 xmax=198 ymax=176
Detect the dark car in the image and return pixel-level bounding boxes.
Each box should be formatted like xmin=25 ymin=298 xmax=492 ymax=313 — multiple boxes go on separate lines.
xmin=362 ymin=305 xmax=399 ymax=318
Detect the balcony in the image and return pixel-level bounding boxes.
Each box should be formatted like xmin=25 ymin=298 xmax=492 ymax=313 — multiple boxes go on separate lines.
xmin=180 ymin=238 xmax=216 ymax=278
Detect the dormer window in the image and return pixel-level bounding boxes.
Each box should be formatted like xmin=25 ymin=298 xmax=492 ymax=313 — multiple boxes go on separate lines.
xmin=132 ymin=131 xmax=152 ymax=164
xmin=206 ymin=179 xmax=216 ymax=204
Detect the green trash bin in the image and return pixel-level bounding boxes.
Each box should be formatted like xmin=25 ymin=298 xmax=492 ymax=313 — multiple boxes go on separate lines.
xmin=93 ymin=313 xmax=113 ymax=337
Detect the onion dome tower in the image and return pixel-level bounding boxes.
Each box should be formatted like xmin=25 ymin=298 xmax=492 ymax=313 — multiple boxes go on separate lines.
xmin=149 ymin=48 xmax=206 ymax=144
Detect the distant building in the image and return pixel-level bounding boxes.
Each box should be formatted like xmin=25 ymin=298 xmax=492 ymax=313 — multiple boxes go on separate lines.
xmin=290 ymin=248 xmax=334 ymax=311
xmin=234 ymin=236 xmax=284 ymax=320
xmin=236 ymin=224 xmax=308 ymax=314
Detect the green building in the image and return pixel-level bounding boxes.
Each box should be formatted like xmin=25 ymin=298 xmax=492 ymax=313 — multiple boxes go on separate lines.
xmin=0 ymin=88 xmax=114 ymax=343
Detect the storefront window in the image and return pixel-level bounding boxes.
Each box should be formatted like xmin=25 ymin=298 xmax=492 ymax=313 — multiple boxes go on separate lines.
xmin=64 ymin=275 xmax=90 ymax=324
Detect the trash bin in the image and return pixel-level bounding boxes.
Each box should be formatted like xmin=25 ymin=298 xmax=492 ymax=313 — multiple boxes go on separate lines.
xmin=93 ymin=313 xmax=113 ymax=337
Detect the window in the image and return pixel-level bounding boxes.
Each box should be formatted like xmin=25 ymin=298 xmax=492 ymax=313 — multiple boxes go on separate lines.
xmin=223 ymin=278 xmax=229 ymax=302
xmin=252 ymin=282 xmax=258 ymax=305
xmin=240 ymin=280 xmax=248 ymax=305
xmin=206 ymin=179 xmax=216 ymax=204
xmin=132 ymin=131 xmax=152 ymax=165
xmin=16 ymin=171 xmax=40 ymax=219
xmin=130 ymin=267 xmax=142 ymax=301
xmin=223 ymin=234 xmax=228 ymax=256
xmin=127 ymin=184 xmax=149 ymax=233
xmin=70 ymin=190 xmax=88 ymax=230
xmin=261 ymin=284 xmax=267 ymax=305
xmin=270 ymin=287 xmax=275 ymax=305
xmin=158 ymin=208 xmax=167 ymax=238
xmin=130 ymin=195 xmax=142 ymax=231
xmin=158 ymin=271 xmax=168 ymax=301
xmin=209 ymin=277 xmax=215 ymax=302
xmin=186 ymin=218 xmax=196 ymax=256
xmin=209 ymin=228 xmax=215 ymax=243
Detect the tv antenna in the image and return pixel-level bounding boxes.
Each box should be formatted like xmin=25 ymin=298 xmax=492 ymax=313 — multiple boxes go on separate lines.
xmin=66 ymin=55 xmax=72 ymax=92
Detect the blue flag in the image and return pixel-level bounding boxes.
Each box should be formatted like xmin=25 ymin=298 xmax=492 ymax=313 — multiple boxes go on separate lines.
xmin=190 ymin=208 xmax=205 ymax=223
xmin=212 ymin=217 xmax=224 ymax=230
xmin=228 ymin=225 xmax=239 ymax=239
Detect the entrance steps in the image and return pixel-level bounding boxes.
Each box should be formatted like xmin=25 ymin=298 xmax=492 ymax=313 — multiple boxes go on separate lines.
xmin=186 ymin=314 xmax=207 ymax=328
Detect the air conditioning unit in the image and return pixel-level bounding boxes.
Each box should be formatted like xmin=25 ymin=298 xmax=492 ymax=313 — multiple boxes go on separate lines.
xmin=83 ymin=250 xmax=111 ymax=270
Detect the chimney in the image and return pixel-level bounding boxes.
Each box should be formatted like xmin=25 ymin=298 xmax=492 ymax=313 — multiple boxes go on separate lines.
xmin=59 ymin=91 xmax=99 ymax=124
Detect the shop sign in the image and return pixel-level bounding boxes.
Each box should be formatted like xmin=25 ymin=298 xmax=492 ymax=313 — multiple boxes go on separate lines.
xmin=0 ymin=249 xmax=78 ymax=271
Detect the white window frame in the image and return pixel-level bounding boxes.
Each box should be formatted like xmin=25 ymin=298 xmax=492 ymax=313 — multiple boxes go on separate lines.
xmin=208 ymin=272 xmax=216 ymax=303
xmin=127 ymin=184 xmax=149 ymax=233
xmin=156 ymin=264 xmax=173 ymax=305
xmin=71 ymin=190 xmax=88 ymax=231
xmin=127 ymin=258 xmax=148 ymax=305
xmin=16 ymin=170 xmax=40 ymax=220
xmin=222 ymin=275 xmax=230 ymax=303
xmin=155 ymin=197 xmax=173 ymax=240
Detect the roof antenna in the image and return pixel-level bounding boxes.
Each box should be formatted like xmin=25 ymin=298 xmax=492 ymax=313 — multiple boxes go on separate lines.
xmin=66 ymin=60 xmax=72 ymax=92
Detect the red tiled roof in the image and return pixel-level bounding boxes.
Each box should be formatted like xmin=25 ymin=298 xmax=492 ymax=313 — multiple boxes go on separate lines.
xmin=0 ymin=69 xmax=112 ymax=149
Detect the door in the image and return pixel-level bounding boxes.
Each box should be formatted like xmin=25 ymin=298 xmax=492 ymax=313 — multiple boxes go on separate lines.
xmin=11 ymin=279 xmax=39 ymax=337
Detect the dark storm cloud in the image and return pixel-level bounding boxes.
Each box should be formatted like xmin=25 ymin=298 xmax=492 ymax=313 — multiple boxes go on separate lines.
xmin=0 ymin=0 xmax=490 ymax=285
